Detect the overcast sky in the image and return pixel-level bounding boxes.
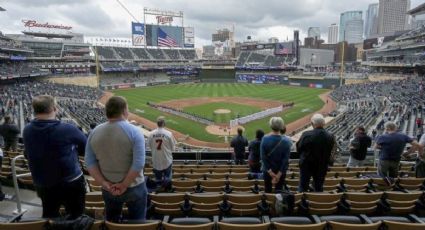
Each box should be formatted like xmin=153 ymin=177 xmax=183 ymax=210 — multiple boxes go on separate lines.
xmin=0 ymin=0 xmax=422 ymax=47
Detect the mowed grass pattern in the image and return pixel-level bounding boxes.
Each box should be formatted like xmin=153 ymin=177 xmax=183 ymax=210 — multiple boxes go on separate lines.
xmin=113 ymin=83 xmax=328 ymax=142
xmin=183 ymin=102 xmax=261 ymax=124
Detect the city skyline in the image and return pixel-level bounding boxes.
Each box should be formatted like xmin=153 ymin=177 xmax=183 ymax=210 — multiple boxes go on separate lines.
xmin=0 ymin=0 xmax=422 ymax=47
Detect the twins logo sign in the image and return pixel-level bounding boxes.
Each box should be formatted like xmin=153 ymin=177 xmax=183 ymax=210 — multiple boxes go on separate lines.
xmin=132 ymin=22 xmax=145 ymax=46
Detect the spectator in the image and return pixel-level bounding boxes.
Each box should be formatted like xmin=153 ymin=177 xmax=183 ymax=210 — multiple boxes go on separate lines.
xmin=147 ymin=116 xmax=176 ymax=188
xmin=417 ymin=117 xmax=423 ymax=129
xmin=375 ymin=121 xmax=421 ymax=178
xmin=297 ymin=114 xmax=335 ymax=192
xmin=347 ymin=126 xmax=372 ymax=167
xmin=85 ymin=96 xmax=147 ymax=222
xmin=0 ymin=115 xmax=20 ymax=151
xmin=260 ymin=117 xmax=292 ymax=193
xmin=0 ymin=147 xmax=4 ymax=201
xmin=230 ymin=128 xmax=248 ymax=165
xmin=248 ymin=129 xmax=264 ymax=175
xmin=23 ymin=95 xmax=87 ymax=219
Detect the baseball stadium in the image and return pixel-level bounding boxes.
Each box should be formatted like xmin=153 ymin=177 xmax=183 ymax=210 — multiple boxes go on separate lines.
xmin=1 ymin=1 xmax=425 ymax=229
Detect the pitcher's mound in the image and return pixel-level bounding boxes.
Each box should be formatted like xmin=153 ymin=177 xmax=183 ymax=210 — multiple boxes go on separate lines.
xmin=214 ymin=109 xmax=231 ymax=114
xmin=206 ymin=125 xmax=244 ymax=136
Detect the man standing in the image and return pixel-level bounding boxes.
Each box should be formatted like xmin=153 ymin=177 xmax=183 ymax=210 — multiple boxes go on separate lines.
xmin=297 ymin=114 xmax=335 ymax=192
xmin=85 ymin=96 xmax=147 ymax=222
xmin=248 ymin=129 xmax=264 ymax=174
xmin=260 ymin=117 xmax=292 ymax=193
xmin=0 ymin=115 xmax=20 ymax=151
xmin=147 ymin=116 xmax=176 ymax=186
xmin=375 ymin=121 xmax=420 ymax=178
xmin=23 ymin=95 xmax=87 ymax=219
xmin=347 ymin=126 xmax=372 ymax=167
xmin=230 ymin=128 xmax=248 ymax=165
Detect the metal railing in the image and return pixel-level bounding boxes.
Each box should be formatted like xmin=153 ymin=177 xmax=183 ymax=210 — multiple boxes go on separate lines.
xmin=11 ymin=155 xmax=31 ymax=215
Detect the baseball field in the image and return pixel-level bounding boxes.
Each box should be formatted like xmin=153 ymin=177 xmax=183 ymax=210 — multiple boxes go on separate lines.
xmin=113 ymin=83 xmax=328 ymax=143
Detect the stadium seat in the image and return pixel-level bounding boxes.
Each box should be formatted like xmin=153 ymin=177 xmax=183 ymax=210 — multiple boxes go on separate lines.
xmin=383 ymin=220 xmax=425 ymax=230
xmin=162 ymin=222 xmax=214 ymax=230
xmin=320 ymin=215 xmax=364 ymax=224
xmin=105 ymin=220 xmax=160 ymax=230
xmin=169 ymin=217 xmax=211 ymax=225
xmin=369 ymin=216 xmax=411 ymax=223
xmin=272 ymin=221 xmax=326 ymax=230
xmin=328 ymin=221 xmax=382 ymax=230
xmin=218 ymin=217 xmax=269 ymax=230
xmin=270 ymin=216 xmax=315 ymax=224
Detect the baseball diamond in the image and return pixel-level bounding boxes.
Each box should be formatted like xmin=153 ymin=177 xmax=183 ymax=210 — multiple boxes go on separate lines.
xmin=113 ymin=82 xmax=328 ymax=143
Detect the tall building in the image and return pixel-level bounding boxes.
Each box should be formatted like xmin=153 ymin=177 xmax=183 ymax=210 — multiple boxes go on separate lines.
xmin=211 ymin=28 xmax=235 ymax=58
xmin=328 ymin=24 xmax=338 ymax=44
xmin=365 ymin=3 xmax=379 ymax=38
xmin=307 ymin=27 xmax=321 ymax=39
xmin=339 ymin=11 xmax=364 ymax=43
xmin=268 ymin=37 xmax=279 ymax=43
xmin=377 ymin=0 xmax=411 ymax=34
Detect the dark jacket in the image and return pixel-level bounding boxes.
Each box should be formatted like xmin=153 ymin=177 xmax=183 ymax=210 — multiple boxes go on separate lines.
xmin=0 ymin=122 xmax=20 ymax=142
xmin=296 ymin=128 xmax=335 ymax=173
xmin=230 ymin=135 xmax=248 ymax=158
xmin=350 ymin=132 xmax=372 ymax=161
xmin=248 ymin=139 xmax=261 ymax=167
xmin=23 ymin=119 xmax=87 ymax=187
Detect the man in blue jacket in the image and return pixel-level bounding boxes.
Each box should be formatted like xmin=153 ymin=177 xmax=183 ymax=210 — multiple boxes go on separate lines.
xmin=23 ymin=95 xmax=87 ymax=219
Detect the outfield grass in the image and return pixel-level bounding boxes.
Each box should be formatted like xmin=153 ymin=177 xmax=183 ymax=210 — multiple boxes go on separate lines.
xmin=113 ymin=83 xmax=328 ymax=142
xmin=183 ymin=102 xmax=261 ymax=124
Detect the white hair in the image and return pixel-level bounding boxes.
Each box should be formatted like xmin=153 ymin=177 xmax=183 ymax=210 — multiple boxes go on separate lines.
xmin=311 ymin=114 xmax=325 ymax=127
xmin=384 ymin=121 xmax=397 ymax=131
xmin=269 ymin=117 xmax=284 ymax=131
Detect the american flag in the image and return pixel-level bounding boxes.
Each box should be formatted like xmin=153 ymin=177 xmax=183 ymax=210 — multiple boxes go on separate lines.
xmin=275 ymin=43 xmax=290 ymax=55
xmin=158 ymin=28 xmax=178 ymax=47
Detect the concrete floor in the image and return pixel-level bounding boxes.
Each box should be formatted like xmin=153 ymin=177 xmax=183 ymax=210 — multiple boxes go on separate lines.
xmin=0 ymin=185 xmax=42 ymax=221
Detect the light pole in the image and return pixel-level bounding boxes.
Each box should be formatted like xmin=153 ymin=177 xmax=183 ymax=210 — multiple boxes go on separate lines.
xmin=340 ymin=31 xmax=346 ymax=87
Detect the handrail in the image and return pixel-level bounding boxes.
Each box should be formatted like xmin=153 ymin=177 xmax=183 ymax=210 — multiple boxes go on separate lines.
xmin=11 ymin=155 xmax=31 ymax=215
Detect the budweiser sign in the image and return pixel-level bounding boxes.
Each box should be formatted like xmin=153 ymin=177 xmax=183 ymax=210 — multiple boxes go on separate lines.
xmin=156 ymin=16 xmax=173 ymax=24
xmin=22 ymin=20 xmax=72 ymax=30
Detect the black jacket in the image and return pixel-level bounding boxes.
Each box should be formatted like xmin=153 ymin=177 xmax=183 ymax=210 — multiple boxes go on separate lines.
xmin=296 ymin=128 xmax=335 ymax=172
xmin=230 ymin=135 xmax=248 ymax=156
xmin=0 ymin=123 xmax=20 ymax=142
xmin=350 ymin=132 xmax=372 ymax=161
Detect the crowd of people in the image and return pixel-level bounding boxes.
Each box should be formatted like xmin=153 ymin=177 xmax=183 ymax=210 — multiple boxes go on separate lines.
xmin=0 ymin=75 xmax=424 ymax=225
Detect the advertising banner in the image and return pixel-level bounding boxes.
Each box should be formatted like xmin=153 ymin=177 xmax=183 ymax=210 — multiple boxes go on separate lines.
xmin=132 ymin=22 xmax=145 ymax=46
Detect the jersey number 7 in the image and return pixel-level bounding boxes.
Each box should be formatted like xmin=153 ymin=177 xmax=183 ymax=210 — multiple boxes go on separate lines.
xmin=155 ymin=139 xmax=163 ymax=150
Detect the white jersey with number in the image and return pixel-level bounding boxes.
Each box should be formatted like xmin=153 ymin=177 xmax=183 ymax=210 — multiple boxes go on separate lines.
xmin=148 ymin=127 xmax=176 ymax=170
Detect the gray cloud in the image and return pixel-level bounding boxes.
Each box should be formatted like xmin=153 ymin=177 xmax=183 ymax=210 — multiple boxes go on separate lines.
xmin=0 ymin=0 xmax=422 ymax=46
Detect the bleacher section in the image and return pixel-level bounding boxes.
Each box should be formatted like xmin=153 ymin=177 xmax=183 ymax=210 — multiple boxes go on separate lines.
xmin=236 ymin=51 xmax=295 ymax=68
xmin=95 ymin=46 xmax=197 ymax=61
xmin=365 ymin=25 xmax=425 ymax=67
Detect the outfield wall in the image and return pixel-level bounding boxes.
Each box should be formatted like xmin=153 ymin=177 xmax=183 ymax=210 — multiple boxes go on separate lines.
xmin=199 ymin=69 xmax=236 ymax=82
xmin=235 ymin=71 xmax=343 ymax=89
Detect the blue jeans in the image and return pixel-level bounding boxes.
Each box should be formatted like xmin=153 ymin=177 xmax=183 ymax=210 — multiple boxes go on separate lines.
xmin=153 ymin=164 xmax=172 ymax=183
xmin=102 ymin=182 xmax=147 ymax=222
